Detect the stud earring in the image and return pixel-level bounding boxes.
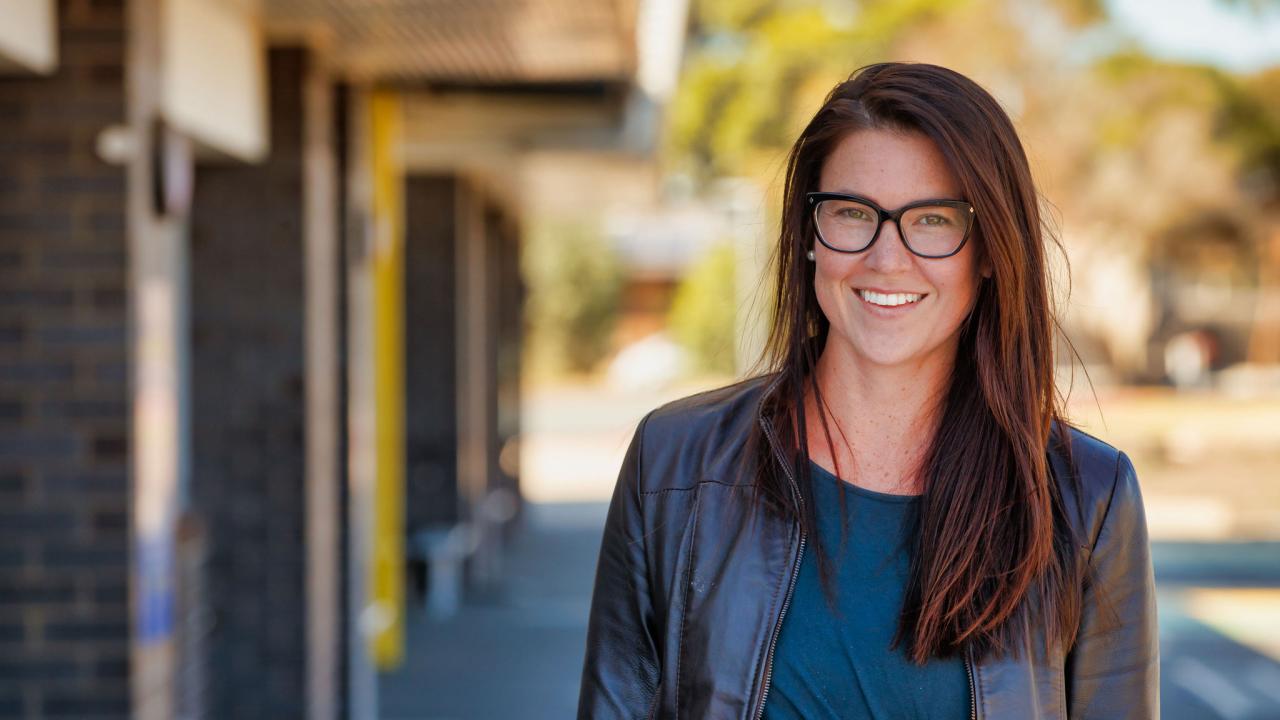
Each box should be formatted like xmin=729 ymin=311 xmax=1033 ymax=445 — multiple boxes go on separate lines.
xmin=806 ymin=249 xmax=816 ymax=261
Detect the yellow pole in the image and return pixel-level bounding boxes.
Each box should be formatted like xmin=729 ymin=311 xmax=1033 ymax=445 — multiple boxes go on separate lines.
xmin=368 ymin=89 xmax=405 ymax=669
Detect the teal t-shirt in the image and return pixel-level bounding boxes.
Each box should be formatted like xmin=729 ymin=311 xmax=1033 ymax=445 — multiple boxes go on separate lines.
xmin=762 ymin=461 xmax=970 ymax=719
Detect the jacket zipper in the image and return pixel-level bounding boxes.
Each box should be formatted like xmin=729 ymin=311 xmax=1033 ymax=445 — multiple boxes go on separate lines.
xmin=754 ymin=415 xmax=805 ymax=720
xmin=754 ymin=532 xmax=804 ymax=719
xmin=964 ymin=646 xmax=977 ymax=720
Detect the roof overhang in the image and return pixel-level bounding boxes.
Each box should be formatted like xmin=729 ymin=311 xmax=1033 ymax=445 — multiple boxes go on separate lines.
xmin=263 ymin=0 xmax=639 ymax=87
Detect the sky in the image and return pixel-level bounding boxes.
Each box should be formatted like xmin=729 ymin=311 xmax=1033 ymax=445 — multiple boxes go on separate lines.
xmin=1106 ymin=0 xmax=1280 ymax=72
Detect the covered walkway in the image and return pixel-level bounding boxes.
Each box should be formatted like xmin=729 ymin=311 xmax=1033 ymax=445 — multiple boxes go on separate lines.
xmin=379 ymin=503 xmax=606 ymax=719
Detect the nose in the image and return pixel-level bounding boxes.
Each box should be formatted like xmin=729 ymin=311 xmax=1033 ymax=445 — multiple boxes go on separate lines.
xmin=863 ymin=219 xmax=915 ymax=273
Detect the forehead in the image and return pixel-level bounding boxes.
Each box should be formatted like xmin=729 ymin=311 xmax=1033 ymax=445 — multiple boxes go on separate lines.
xmin=817 ymin=128 xmax=962 ymax=206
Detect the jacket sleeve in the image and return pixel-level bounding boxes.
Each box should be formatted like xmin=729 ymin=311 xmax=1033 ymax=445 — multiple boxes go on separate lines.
xmin=578 ymin=413 xmax=661 ymax=719
xmin=1066 ymin=450 xmax=1160 ymax=719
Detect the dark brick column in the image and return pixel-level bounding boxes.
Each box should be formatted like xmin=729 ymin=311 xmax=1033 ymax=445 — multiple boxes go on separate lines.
xmin=405 ymin=175 xmax=461 ymax=532
xmin=0 ymin=0 xmax=132 ymax=718
xmin=402 ymin=178 xmax=523 ymax=587
xmin=188 ymin=47 xmax=309 ymax=720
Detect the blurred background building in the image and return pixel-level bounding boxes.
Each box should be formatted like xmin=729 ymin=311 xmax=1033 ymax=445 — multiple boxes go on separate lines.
xmin=0 ymin=0 xmax=687 ymax=717
xmin=2 ymin=0 xmax=1279 ymax=719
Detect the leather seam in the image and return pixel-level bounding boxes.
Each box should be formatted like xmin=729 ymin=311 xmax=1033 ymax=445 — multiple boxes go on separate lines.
xmin=746 ymin=414 xmax=794 ymax=719
xmin=1065 ymin=450 xmax=1128 ymax=717
xmin=641 ymin=487 xmax=697 ymax=497
xmin=640 ymin=480 xmax=752 ymax=497
xmin=750 ymin=521 xmax=792 ymax=718
xmin=674 ymin=486 xmax=702 ymax=719
xmin=1070 ymin=654 xmax=1157 ymax=680
xmin=1089 ymin=451 xmax=1125 ymax=557
xmin=1058 ymin=656 xmax=1068 ymax=719
xmin=634 ymin=411 xmax=663 ymax=715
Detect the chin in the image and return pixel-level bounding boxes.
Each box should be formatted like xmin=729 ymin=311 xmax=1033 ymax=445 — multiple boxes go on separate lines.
xmin=834 ymin=332 xmax=915 ymax=367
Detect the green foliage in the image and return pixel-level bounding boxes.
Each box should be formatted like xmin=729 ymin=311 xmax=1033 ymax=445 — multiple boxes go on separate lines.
xmin=1052 ymin=0 xmax=1107 ymax=25
xmin=1087 ymin=54 xmax=1225 ymax=150
xmin=665 ymin=0 xmax=966 ymax=183
xmin=1218 ymin=67 xmax=1280 ymax=190
xmin=1069 ymin=52 xmax=1280 ymax=220
xmin=522 ymin=218 xmax=624 ymax=374
xmin=694 ymin=0 xmax=778 ymax=32
xmin=668 ymin=243 xmax=738 ymax=374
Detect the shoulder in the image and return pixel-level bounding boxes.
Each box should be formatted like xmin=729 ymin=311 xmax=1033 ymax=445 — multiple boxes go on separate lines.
xmin=631 ymin=373 xmax=777 ymax=494
xmin=1049 ymin=421 xmax=1145 ymax=549
xmin=644 ymin=373 xmax=775 ymax=439
xmin=1052 ymin=422 xmax=1124 ymax=496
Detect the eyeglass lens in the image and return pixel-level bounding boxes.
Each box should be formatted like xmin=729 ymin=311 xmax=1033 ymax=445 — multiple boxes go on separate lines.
xmin=814 ymin=199 xmax=969 ymax=257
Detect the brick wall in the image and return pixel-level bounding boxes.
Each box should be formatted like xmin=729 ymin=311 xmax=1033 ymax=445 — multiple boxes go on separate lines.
xmin=0 ymin=0 xmax=132 ymax=718
xmin=188 ymin=47 xmax=309 ymax=720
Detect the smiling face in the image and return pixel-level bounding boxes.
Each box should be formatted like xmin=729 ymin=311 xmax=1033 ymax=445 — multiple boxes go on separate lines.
xmin=812 ymin=128 xmax=988 ymax=373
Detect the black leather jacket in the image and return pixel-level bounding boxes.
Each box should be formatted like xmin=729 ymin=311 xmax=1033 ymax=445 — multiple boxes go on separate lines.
xmin=578 ymin=374 xmax=1159 ymax=719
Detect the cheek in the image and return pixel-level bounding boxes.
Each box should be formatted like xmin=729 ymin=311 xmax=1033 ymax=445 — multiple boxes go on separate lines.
xmin=933 ymin=267 xmax=982 ymax=320
xmin=933 ymin=247 xmax=980 ymax=299
xmin=812 ymin=260 xmax=854 ymax=316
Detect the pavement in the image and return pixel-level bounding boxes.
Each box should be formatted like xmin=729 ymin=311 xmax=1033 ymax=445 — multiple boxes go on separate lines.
xmin=379 ymin=502 xmax=609 ymax=720
xmin=1155 ymin=542 xmax=1280 ymax=720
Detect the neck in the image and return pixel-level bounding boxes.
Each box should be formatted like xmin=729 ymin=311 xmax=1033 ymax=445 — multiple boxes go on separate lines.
xmin=803 ymin=334 xmax=955 ymax=493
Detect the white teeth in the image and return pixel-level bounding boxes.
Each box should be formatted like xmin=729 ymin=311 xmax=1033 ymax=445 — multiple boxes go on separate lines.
xmin=858 ymin=289 xmax=923 ymax=307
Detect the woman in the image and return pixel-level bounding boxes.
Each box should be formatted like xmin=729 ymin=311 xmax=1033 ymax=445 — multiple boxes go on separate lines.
xmin=578 ymin=62 xmax=1158 ymax=719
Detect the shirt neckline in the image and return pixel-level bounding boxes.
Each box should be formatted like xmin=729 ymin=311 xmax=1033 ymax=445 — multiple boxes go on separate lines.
xmin=807 ymin=459 xmax=922 ymax=504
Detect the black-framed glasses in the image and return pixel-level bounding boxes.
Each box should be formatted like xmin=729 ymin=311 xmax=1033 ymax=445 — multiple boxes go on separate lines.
xmin=806 ymin=191 xmax=976 ymax=259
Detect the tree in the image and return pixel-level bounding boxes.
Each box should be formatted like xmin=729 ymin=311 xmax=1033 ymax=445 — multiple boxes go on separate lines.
xmin=522 ymin=218 xmax=624 ymax=375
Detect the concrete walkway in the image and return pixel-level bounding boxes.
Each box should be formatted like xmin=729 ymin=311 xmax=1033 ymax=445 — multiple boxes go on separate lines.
xmin=379 ymin=502 xmax=608 ymax=720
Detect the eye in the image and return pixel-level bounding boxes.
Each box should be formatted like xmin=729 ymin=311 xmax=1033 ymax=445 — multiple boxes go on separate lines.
xmin=916 ymin=214 xmax=952 ymax=226
xmin=837 ymin=207 xmax=870 ymax=220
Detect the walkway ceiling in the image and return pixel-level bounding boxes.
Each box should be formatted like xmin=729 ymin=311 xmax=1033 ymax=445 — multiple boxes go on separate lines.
xmin=263 ymin=0 xmax=639 ymax=85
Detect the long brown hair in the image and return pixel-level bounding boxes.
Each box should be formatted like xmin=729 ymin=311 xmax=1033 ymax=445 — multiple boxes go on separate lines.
xmin=753 ymin=62 xmax=1085 ymax=664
